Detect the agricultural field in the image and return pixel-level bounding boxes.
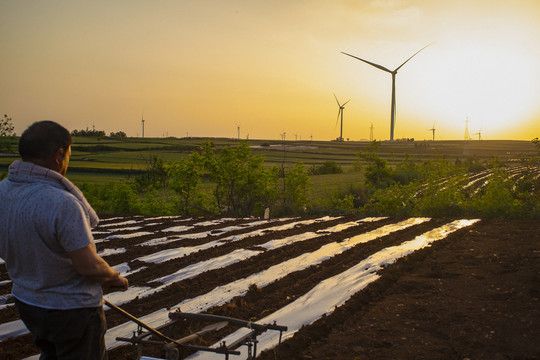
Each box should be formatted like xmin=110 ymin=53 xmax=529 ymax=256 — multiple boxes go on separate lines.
xmin=1 ymin=138 xmax=538 ymax=181
xmin=1 ymin=215 xmax=538 ymax=359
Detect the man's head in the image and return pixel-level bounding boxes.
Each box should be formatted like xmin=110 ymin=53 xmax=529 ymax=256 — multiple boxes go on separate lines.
xmin=19 ymin=121 xmax=72 ymax=175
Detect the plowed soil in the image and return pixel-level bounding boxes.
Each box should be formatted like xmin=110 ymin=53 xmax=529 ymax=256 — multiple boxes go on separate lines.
xmin=0 ymin=216 xmax=538 ymax=360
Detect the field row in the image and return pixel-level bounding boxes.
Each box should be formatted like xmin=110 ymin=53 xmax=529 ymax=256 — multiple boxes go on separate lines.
xmin=1 ymin=215 xmax=480 ymax=359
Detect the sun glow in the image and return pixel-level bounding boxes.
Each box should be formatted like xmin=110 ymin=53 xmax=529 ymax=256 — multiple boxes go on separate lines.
xmin=1 ymin=1 xmax=540 ymax=140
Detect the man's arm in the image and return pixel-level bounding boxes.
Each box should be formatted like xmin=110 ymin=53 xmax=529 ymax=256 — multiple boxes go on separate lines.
xmin=68 ymin=243 xmax=129 ymax=289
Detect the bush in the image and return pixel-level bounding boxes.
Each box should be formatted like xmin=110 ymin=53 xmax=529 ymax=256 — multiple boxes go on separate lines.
xmin=81 ymin=182 xmax=141 ymax=215
xmin=392 ymin=155 xmax=421 ymax=185
xmin=364 ymin=156 xmax=394 ymax=189
xmin=470 ymin=170 xmax=518 ymax=217
xmin=134 ymin=155 xmax=168 ymax=189
xmin=308 ymin=161 xmax=343 ymax=175
xmin=283 ymin=162 xmax=312 ymax=211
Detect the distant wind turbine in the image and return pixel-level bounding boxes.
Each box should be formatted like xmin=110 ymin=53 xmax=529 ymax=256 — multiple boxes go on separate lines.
xmin=141 ymin=114 xmax=145 ymax=138
xmin=429 ymin=122 xmax=436 ymax=141
xmin=342 ymin=43 xmax=432 ymax=141
xmin=473 ymin=129 xmax=482 ymax=140
xmin=334 ymin=94 xmax=350 ymax=142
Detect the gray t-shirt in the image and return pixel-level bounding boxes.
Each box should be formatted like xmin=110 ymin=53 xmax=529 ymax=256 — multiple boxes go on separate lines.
xmin=0 ymin=174 xmax=102 ymax=309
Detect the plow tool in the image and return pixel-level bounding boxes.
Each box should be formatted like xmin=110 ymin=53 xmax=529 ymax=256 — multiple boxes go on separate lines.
xmin=105 ymin=299 xmax=287 ymax=360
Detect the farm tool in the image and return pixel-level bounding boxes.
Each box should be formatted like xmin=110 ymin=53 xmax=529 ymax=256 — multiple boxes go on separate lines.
xmin=105 ymin=299 xmax=287 ymax=360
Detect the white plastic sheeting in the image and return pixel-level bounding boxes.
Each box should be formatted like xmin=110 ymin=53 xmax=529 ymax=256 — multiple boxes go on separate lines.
xmin=188 ymin=219 xmax=479 ymax=359
xmin=103 ymin=218 xmax=429 ymax=349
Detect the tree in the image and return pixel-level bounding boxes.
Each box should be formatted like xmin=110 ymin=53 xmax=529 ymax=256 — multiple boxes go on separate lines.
xmin=167 ymin=152 xmax=206 ymax=215
xmin=0 ymin=114 xmax=15 ymax=153
xmin=134 ymin=155 xmax=168 ymax=189
xmin=71 ymin=128 xmax=106 ymax=137
xmin=109 ymin=131 xmax=127 ymax=138
xmin=201 ymin=141 xmax=278 ymax=216
xmin=533 ymin=137 xmax=540 ymax=150
xmin=284 ymin=163 xmax=312 ymax=211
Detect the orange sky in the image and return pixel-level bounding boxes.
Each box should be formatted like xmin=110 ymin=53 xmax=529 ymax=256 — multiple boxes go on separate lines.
xmin=1 ymin=0 xmax=539 ymax=141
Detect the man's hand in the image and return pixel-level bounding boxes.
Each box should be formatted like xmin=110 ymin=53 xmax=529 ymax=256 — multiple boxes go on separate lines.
xmin=104 ymin=273 xmax=129 ymax=290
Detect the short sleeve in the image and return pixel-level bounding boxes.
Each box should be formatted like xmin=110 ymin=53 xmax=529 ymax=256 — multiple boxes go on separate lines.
xmin=55 ymin=196 xmax=95 ymax=252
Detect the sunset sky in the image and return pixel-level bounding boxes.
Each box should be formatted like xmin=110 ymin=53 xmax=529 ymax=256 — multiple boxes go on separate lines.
xmin=1 ymin=0 xmax=540 ymax=141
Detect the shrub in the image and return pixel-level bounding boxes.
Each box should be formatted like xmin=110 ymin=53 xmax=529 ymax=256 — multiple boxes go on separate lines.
xmin=308 ymin=161 xmax=343 ymax=175
xmin=471 ymin=170 xmax=518 ymax=218
xmin=283 ymin=162 xmax=312 ymax=211
xmin=364 ymin=156 xmax=394 ymax=189
xmin=135 ymin=155 xmax=168 ymax=189
xmin=392 ymin=155 xmax=421 ymax=185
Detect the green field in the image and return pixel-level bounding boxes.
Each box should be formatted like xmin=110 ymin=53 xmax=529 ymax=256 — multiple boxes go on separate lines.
xmin=1 ymin=136 xmax=538 ymax=218
xmin=1 ymin=137 xmax=537 ymax=187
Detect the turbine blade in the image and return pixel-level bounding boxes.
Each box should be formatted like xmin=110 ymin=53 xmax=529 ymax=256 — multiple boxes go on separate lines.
xmin=394 ymin=43 xmax=433 ymax=72
xmin=333 ymin=93 xmax=341 ymax=107
xmin=342 ymin=52 xmax=393 ymax=73
xmin=335 ymin=110 xmax=341 ymax=129
xmin=342 ymin=100 xmax=350 ymax=106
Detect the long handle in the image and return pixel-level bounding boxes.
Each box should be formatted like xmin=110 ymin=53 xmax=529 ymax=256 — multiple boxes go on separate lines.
xmin=104 ymin=300 xmax=240 ymax=356
xmin=104 ymin=299 xmax=177 ymax=343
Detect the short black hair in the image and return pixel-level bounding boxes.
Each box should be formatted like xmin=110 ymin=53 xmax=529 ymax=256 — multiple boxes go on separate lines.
xmin=19 ymin=121 xmax=72 ymax=161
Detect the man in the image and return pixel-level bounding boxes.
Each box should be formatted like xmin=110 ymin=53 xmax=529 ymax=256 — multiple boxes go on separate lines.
xmin=0 ymin=121 xmax=128 ymax=359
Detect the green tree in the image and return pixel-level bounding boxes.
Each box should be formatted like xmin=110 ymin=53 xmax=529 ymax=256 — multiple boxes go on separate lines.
xmin=284 ymin=162 xmax=312 ymax=211
xmin=71 ymin=128 xmax=106 ymax=137
xmin=201 ymin=141 xmax=278 ymax=216
xmin=364 ymin=156 xmax=393 ymax=189
xmin=167 ymin=152 xmax=207 ymax=215
xmin=358 ymin=141 xmax=394 ymax=189
xmin=135 ymin=155 xmax=168 ymax=189
xmin=0 ymin=114 xmax=15 ymax=153
xmin=109 ymin=131 xmax=127 ymax=138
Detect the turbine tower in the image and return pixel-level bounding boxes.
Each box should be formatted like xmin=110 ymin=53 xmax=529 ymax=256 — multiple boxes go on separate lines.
xmin=342 ymin=44 xmax=432 ymax=141
xmin=429 ymin=122 xmax=436 ymax=141
xmin=369 ymin=123 xmax=374 ymax=141
xmin=334 ymin=94 xmax=350 ymax=142
xmin=141 ymin=115 xmax=145 ymax=138
xmin=473 ymin=129 xmax=482 ymax=141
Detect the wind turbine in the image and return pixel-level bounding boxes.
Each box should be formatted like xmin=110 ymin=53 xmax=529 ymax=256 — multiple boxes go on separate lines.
xmin=342 ymin=43 xmax=432 ymax=141
xmin=334 ymin=94 xmax=350 ymax=142
xmin=473 ymin=129 xmax=482 ymax=140
xmin=428 ymin=122 xmax=436 ymax=141
xmin=141 ymin=115 xmax=145 ymax=138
